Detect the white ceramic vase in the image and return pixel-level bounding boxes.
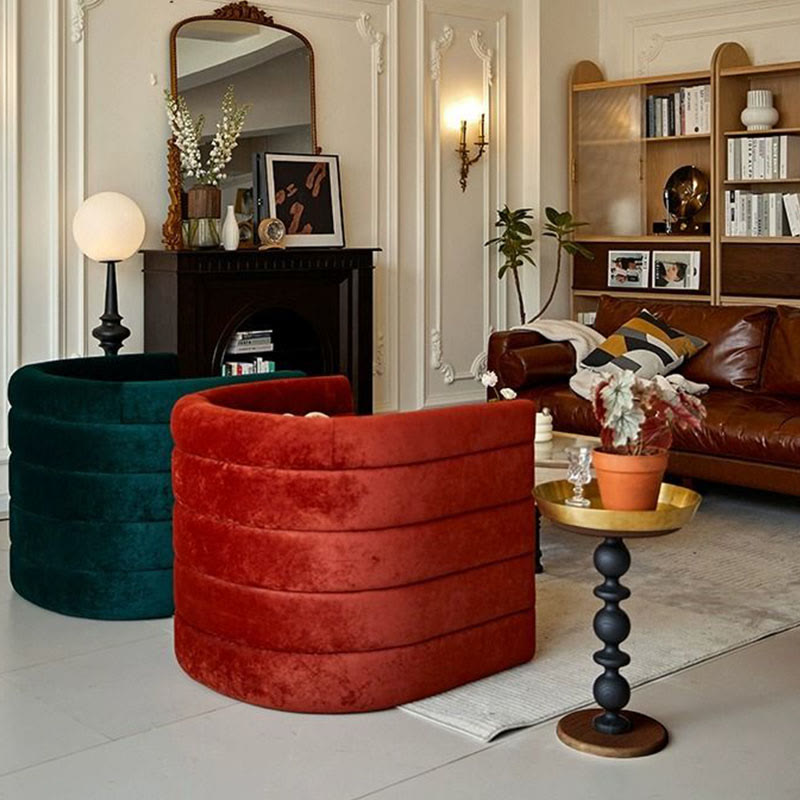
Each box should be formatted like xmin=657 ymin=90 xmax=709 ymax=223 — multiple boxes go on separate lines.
xmin=740 ymin=89 xmax=779 ymax=131
xmin=221 ymin=205 xmax=240 ymax=251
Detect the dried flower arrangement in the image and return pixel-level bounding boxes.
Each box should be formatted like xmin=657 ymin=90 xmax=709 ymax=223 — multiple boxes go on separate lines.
xmin=164 ymin=85 xmax=250 ymax=186
xmin=591 ymin=371 xmax=706 ymax=456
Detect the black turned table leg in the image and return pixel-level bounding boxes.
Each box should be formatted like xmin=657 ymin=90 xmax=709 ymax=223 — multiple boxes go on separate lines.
xmin=556 ymin=534 xmax=668 ymax=758
xmin=534 ymin=506 xmax=543 ymax=574
xmin=591 ymin=538 xmax=632 ymax=734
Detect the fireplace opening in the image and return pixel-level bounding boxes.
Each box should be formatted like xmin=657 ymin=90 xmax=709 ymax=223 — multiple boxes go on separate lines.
xmin=213 ymin=307 xmax=330 ymax=378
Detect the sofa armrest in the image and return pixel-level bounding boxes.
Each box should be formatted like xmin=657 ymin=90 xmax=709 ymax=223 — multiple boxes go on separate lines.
xmin=488 ymin=331 xmax=575 ymax=391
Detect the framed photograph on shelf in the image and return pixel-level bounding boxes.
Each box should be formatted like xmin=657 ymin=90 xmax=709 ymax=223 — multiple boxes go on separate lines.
xmin=652 ymin=251 xmax=701 ymax=290
xmin=608 ymin=251 xmax=650 ymax=289
xmin=264 ymin=153 xmax=344 ymax=247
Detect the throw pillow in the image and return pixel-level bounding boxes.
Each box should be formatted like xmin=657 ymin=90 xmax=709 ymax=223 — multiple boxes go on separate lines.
xmin=581 ymin=309 xmax=707 ymax=379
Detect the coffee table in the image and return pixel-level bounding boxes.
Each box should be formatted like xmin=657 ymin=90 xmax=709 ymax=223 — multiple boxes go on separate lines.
xmin=534 ymin=479 xmax=701 ymax=758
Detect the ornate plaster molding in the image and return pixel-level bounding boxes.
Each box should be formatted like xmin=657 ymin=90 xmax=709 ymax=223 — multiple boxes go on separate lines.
xmin=430 ymin=328 xmax=455 ymax=384
xmin=430 ymin=25 xmax=454 ymax=82
xmin=356 ymin=12 xmax=385 ymax=75
xmin=71 ymin=0 xmax=105 ymax=43
xmin=469 ymin=30 xmax=493 ymax=85
xmin=636 ymin=33 xmax=665 ymax=75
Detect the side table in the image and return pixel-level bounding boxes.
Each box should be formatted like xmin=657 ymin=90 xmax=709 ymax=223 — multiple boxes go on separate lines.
xmin=534 ymin=479 xmax=701 ymax=758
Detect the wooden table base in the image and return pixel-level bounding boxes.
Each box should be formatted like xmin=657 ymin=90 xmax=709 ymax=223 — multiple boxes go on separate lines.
xmin=557 ymin=709 xmax=668 ymax=758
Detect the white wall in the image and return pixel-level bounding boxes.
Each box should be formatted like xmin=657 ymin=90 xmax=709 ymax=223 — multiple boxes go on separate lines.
xmin=599 ymin=0 xmax=800 ymax=78
xmin=0 ymin=0 xmax=598 ymax=512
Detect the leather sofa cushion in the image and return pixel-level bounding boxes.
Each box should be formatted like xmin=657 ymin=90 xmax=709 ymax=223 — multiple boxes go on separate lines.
xmin=520 ymin=383 xmax=800 ymax=468
xmin=594 ymin=295 xmax=774 ymax=391
xmin=761 ymin=305 xmax=800 ymax=396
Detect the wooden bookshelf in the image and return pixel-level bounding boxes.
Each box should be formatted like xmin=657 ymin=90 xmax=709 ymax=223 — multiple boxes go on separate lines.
xmin=714 ymin=43 xmax=800 ymax=303
xmin=568 ymin=61 xmax=713 ymax=316
xmin=568 ymin=46 xmax=800 ymax=317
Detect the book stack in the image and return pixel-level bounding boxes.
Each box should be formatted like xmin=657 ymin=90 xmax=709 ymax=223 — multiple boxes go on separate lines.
xmin=645 ymin=85 xmax=710 ymax=138
xmin=226 ymin=329 xmax=274 ymax=355
xmin=221 ymin=358 xmax=277 ymax=376
xmin=727 ymin=135 xmax=800 ymax=180
xmin=723 ymin=190 xmax=800 ymax=236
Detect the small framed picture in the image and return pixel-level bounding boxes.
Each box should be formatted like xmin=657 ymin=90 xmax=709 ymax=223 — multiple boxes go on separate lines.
xmin=608 ymin=250 xmax=650 ymax=289
xmin=652 ymin=251 xmax=701 ymax=290
xmin=264 ymin=153 xmax=345 ymax=247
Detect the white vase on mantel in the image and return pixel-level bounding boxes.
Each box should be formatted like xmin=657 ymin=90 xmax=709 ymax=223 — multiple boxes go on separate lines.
xmin=221 ymin=205 xmax=240 ymax=251
xmin=740 ymin=89 xmax=779 ymax=131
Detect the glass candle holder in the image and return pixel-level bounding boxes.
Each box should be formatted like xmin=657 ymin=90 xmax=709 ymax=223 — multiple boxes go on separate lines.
xmin=565 ymin=445 xmax=593 ymax=507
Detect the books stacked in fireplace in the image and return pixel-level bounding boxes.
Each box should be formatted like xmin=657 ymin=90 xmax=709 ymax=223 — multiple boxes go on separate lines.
xmin=222 ymin=329 xmax=276 ymax=375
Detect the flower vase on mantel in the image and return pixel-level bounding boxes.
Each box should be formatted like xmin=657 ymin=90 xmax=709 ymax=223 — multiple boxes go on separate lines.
xmin=186 ymin=184 xmax=221 ymax=248
xmin=222 ymin=204 xmax=240 ymax=251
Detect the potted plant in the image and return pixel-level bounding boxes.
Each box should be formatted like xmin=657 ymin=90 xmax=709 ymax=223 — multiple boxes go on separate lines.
xmin=590 ymin=371 xmax=706 ymax=510
xmin=485 ymin=206 xmax=593 ymax=325
xmin=164 ymin=85 xmax=250 ymax=247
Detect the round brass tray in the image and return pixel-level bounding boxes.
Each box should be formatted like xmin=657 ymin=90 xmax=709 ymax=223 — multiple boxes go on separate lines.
xmin=534 ymin=480 xmax=701 ymax=537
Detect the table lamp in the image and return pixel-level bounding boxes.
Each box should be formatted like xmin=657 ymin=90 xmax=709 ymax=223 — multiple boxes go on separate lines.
xmin=73 ymin=192 xmax=146 ymax=356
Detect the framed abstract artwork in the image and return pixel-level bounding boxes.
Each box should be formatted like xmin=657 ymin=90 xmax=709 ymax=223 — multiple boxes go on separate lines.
xmin=264 ymin=153 xmax=344 ymax=247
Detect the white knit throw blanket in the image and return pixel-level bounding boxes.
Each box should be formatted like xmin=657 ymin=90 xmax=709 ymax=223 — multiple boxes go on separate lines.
xmin=514 ymin=319 xmax=709 ymax=400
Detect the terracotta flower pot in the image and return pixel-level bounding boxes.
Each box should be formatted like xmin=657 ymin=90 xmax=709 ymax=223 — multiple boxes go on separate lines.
xmin=592 ymin=448 xmax=669 ymax=511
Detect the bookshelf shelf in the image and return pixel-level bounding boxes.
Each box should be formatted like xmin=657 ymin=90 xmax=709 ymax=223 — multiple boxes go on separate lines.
xmin=721 ymin=236 xmax=800 ymax=244
xmin=576 ymin=235 xmax=710 ymax=244
xmin=725 ymin=127 xmax=800 ymax=137
xmin=572 ymin=70 xmax=709 ymax=93
xmin=720 ymin=60 xmax=800 ymax=78
xmin=644 ymin=134 xmax=711 ymax=142
xmin=724 ymin=178 xmax=800 ymax=185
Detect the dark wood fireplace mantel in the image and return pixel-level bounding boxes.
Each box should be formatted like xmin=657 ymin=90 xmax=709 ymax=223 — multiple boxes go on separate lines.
xmin=143 ymin=248 xmax=376 ymax=413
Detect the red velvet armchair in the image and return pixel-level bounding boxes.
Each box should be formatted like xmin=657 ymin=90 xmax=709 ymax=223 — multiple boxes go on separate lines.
xmin=171 ymin=375 xmax=536 ymax=713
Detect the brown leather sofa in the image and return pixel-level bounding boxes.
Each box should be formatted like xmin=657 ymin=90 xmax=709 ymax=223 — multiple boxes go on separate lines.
xmin=489 ymin=294 xmax=800 ymax=496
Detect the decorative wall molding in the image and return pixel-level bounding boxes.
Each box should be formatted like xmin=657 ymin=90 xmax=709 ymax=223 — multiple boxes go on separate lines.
xmin=425 ymin=14 xmax=503 ymax=397
xmin=356 ymin=12 xmax=386 ymax=74
xmin=636 ymin=32 xmax=664 ymax=74
xmin=430 ymin=24 xmax=453 ymax=81
xmin=430 ymin=328 xmax=455 ymax=384
xmin=469 ymin=29 xmax=493 ymax=85
xmin=608 ymin=0 xmax=800 ymax=77
xmin=71 ymin=0 xmax=104 ymax=44
xmin=49 ymin=0 xmax=66 ymax=359
xmin=0 ymin=0 xmax=19 ymax=505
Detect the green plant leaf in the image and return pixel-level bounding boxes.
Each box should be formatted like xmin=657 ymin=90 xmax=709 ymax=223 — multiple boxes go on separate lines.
xmin=544 ymin=207 xmax=560 ymax=224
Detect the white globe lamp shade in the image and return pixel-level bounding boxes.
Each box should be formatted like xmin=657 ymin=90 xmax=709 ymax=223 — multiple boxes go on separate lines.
xmin=72 ymin=192 xmax=146 ymax=262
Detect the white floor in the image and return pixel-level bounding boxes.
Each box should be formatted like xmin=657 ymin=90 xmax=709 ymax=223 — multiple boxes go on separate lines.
xmin=0 ymin=516 xmax=798 ymax=800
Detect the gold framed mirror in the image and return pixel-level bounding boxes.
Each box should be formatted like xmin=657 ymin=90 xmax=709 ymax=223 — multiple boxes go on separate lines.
xmin=162 ymin=0 xmax=319 ymax=249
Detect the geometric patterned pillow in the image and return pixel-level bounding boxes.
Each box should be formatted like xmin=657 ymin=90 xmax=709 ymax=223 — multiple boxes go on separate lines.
xmin=581 ymin=309 xmax=707 ymax=380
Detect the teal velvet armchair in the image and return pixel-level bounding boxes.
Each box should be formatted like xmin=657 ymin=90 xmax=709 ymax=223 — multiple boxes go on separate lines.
xmin=7 ymin=353 xmax=302 ymax=620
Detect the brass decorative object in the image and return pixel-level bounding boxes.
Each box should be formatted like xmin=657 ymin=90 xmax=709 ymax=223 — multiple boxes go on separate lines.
xmin=212 ymin=0 xmax=273 ymax=24
xmin=662 ymin=165 xmax=709 ymax=234
xmin=161 ymin=139 xmax=184 ymax=251
xmin=457 ymin=113 xmax=488 ymax=192
xmin=257 ymin=217 xmax=286 ymax=250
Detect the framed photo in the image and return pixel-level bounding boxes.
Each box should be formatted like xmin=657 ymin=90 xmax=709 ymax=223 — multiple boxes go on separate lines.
xmin=264 ymin=153 xmax=344 ymax=247
xmin=652 ymin=251 xmax=701 ymax=290
xmin=608 ymin=250 xmax=650 ymax=289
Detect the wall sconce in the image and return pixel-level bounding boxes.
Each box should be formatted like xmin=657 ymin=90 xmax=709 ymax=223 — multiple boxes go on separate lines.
xmin=447 ymin=100 xmax=488 ymax=192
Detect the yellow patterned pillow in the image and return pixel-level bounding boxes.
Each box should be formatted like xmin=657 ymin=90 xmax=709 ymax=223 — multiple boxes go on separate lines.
xmin=581 ymin=310 xmax=706 ymax=379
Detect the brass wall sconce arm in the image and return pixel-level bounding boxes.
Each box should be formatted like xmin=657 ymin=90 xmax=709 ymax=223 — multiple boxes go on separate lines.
xmin=457 ymin=113 xmax=488 ymax=192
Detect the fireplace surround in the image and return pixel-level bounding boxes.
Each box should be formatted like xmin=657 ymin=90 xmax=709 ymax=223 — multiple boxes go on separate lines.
xmin=143 ymin=248 xmax=376 ymax=414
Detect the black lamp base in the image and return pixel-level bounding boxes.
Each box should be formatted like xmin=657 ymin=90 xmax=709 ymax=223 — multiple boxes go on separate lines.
xmin=93 ymin=261 xmax=130 ymax=357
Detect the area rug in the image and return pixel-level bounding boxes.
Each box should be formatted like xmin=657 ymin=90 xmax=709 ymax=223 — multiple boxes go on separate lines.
xmin=401 ymin=483 xmax=800 ymax=741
